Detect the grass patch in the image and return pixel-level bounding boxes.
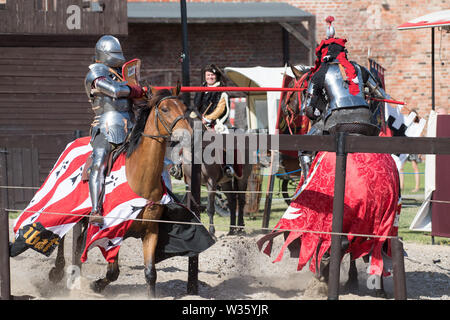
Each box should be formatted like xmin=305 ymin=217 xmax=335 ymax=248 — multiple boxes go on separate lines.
xmin=398 ymin=206 xmax=449 ymax=245
xmin=400 ymin=160 xmax=425 ymax=195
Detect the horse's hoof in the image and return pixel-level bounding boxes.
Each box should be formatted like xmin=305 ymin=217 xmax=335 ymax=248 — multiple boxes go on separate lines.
xmin=90 ymin=279 xmax=106 ymax=293
xmin=374 ymin=289 xmax=387 ymax=299
xmin=343 ymin=279 xmax=359 ymax=293
xmin=227 ymin=228 xmax=236 ymax=236
xmin=303 ymin=277 xmax=328 ymax=298
xmin=148 ymin=288 xmax=157 ymax=299
xmin=48 ymin=267 xmax=65 ymax=283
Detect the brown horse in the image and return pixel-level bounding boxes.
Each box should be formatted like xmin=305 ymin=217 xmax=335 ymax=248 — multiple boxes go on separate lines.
xmin=49 ymin=88 xmax=193 ymax=297
xmin=277 ymin=66 xmax=310 ymax=204
xmin=181 ymin=151 xmax=254 ymax=237
xmin=176 ymin=116 xmax=254 ymax=237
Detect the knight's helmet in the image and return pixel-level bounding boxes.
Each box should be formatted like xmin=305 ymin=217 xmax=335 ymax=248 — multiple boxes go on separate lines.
xmin=325 ymin=16 xmax=335 ymax=39
xmin=95 ymin=35 xmax=126 ymax=68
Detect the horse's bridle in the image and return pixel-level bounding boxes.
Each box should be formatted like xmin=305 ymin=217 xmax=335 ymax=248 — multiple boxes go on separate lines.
xmin=141 ymin=95 xmax=187 ymax=140
xmin=282 ymin=75 xmax=308 ymax=134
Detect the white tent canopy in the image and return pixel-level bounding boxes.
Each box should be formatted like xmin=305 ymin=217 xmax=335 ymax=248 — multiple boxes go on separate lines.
xmin=397 ymin=9 xmax=450 ymax=30
xmin=224 ymin=66 xmax=301 ymax=134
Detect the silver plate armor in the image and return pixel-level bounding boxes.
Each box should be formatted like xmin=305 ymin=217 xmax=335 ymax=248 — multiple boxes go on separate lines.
xmin=363 ymin=67 xmax=390 ymax=100
xmin=95 ymin=35 xmax=126 ymax=68
xmin=304 ymin=62 xmax=381 ymax=135
xmin=85 ymin=63 xmax=134 ymax=145
xmin=322 ymin=63 xmax=368 ymax=120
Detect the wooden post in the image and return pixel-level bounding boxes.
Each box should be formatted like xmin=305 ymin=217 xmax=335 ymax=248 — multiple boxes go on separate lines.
xmin=72 ymin=130 xmax=83 ymax=269
xmin=328 ymin=132 xmax=347 ymax=300
xmin=262 ymin=152 xmax=276 ymax=232
xmin=0 ymin=208 xmax=11 ymax=300
xmin=0 ymin=148 xmax=11 ymax=300
xmin=431 ymin=27 xmax=435 ymax=111
xmin=180 ymin=0 xmax=191 ymax=107
xmin=392 ymin=237 xmax=407 ymax=300
xmin=282 ymin=26 xmax=290 ymax=65
xmin=187 ymin=121 xmax=201 ymax=295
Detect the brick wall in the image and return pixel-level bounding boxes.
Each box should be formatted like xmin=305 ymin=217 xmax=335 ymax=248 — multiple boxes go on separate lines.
xmin=289 ymin=0 xmax=449 ymax=119
xmin=127 ymin=0 xmax=449 ymax=118
xmin=122 ymin=22 xmax=308 ymax=89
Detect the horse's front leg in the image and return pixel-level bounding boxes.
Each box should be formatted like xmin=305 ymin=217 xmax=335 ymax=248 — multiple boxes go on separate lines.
xmin=91 ymin=255 xmax=120 ymax=293
xmin=344 ymin=254 xmax=359 ymax=292
xmin=223 ymin=183 xmax=237 ymax=235
xmin=142 ymin=206 xmax=164 ymax=298
xmin=236 ymin=190 xmax=246 ymax=234
xmin=49 ymin=236 xmax=65 ymax=283
xmin=206 ymin=185 xmax=216 ymax=236
xmin=74 ymin=220 xmax=88 ymax=266
xmin=373 ymin=275 xmax=386 ymax=298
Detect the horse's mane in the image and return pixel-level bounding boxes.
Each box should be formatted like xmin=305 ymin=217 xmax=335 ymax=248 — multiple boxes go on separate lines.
xmin=126 ymin=89 xmax=174 ymax=158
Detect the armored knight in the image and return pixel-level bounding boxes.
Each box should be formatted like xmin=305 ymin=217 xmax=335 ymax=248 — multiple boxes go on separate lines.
xmin=84 ymin=35 xmax=144 ymax=226
xmin=298 ymin=16 xmax=392 ymax=175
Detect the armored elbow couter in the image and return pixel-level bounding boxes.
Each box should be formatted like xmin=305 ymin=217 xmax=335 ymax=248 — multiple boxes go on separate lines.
xmin=94 ymin=77 xmax=131 ymax=99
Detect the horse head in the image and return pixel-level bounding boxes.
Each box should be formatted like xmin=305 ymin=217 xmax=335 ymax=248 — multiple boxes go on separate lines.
xmin=145 ymin=88 xmax=192 ymax=139
xmin=278 ymin=64 xmax=311 ymax=135
xmin=126 ymin=89 xmax=192 ymax=158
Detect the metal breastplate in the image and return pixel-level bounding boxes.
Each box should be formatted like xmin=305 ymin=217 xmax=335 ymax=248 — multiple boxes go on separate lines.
xmin=85 ymin=63 xmax=134 ymax=144
xmin=90 ymin=95 xmax=132 ymax=116
xmin=91 ymin=111 xmax=134 ymax=145
xmin=322 ymin=63 xmax=368 ymax=119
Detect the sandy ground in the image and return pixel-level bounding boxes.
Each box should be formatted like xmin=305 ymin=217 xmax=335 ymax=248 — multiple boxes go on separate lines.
xmin=7 ymin=218 xmax=450 ymax=301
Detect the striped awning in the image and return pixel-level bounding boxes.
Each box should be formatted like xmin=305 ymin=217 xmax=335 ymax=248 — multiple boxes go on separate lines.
xmin=398 ymin=9 xmax=450 ymax=30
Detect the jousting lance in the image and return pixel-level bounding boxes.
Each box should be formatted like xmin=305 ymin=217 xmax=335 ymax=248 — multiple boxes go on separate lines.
xmin=150 ymin=86 xmax=306 ymax=92
xmin=369 ymin=97 xmax=406 ymax=105
xmin=147 ymin=86 xmax=405 ymax=104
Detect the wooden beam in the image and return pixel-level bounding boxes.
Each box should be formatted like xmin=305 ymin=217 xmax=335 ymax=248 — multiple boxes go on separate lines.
xmin=280 ymin=21 xmax=316 ymax=65
xmin=279 ymin=22 xmax=312 ymax=51
xmin=195 ymin=133 xmax=450 ymax=155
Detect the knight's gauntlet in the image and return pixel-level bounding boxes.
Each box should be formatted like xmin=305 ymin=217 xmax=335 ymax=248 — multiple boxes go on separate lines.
xmin=365 ymin=74 xmax=388 ymax=100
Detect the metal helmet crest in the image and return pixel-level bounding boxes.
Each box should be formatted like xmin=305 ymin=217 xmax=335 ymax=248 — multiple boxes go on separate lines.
xmin=95 ymin=35 xmax=126 ymax=68
xmin=325 ymin=16 xmax=335 ymax=39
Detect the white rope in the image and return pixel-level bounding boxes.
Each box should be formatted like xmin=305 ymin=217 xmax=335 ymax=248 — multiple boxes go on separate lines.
xmin=0 ymin=186 xmax=39 ymax=190
xmin=2 ymin=185 xmax=448 ymax=205
xmin=4 ymin=208 xmax=399 ymax=239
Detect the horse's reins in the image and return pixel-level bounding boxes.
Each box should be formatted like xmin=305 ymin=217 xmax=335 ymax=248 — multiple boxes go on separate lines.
xmin=141 ymin=95 xmax=187 ymax=141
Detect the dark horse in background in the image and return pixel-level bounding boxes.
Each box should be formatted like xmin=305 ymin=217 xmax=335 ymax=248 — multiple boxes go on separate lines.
xmin=259 ymin=64 xmax=400 ymax=298
xmin=175 ymin=116 xmax=254 ymax=237
xmin=46 ymin=88 xmax=213 ymax=298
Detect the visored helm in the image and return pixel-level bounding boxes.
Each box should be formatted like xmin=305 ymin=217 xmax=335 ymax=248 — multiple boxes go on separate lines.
xmin=95 ymin=35 xmax=126 ymax=68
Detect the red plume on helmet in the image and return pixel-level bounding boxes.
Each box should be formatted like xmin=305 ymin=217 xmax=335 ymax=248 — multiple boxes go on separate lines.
xmin=325 ymin=16 xmax=335 ymax=39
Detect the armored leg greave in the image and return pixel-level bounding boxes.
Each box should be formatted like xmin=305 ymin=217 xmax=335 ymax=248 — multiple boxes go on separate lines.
xmin=89 ymin=133 xmax=113 ymax=224
xmin=299 ymin=153 xmax=312 ymax=180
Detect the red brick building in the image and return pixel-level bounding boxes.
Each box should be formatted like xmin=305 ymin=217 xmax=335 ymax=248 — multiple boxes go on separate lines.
xmin=128 ymin=0 xmax=449 ymax=119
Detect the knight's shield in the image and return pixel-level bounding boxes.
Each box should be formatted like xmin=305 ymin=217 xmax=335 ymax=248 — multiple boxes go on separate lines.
xmin=122 ymin=58 xmax=141 ymax=85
